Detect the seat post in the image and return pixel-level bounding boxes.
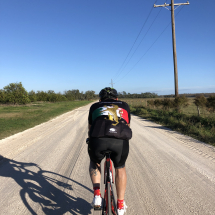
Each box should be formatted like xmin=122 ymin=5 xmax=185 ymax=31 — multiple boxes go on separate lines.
xmin=106 ymin=153 xmax=111 ymax=182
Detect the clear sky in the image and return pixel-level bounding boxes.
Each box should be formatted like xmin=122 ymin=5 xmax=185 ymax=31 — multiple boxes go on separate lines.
xmin=0 ymin=0 xmax=214 ymax=95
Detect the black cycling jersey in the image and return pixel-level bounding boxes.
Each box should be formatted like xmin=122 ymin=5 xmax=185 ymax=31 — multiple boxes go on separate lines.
xmin=88 ymin=99 xmax=132 ymax=140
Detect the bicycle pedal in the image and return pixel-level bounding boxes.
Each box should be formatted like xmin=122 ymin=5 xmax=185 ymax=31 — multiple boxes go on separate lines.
xmin=94 ymin=206 xmax=102 ymax=210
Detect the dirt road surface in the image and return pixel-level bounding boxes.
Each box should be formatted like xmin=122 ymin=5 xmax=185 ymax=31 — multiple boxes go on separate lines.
xmin=1 ymin=103 xmax=215 ymax=215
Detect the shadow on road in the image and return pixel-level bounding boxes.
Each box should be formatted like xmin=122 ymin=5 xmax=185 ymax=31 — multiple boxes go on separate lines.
xmin=0 ymin=156 xmax=92 ymax=215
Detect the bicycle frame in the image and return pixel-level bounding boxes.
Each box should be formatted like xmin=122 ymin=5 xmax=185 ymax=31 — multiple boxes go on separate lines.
xmin=102 ymin=153 xmax=118 ymax=215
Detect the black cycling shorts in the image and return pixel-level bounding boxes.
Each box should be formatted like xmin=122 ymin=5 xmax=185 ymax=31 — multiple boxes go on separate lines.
xmin=88 ymin=137 xmax=129 ymax=169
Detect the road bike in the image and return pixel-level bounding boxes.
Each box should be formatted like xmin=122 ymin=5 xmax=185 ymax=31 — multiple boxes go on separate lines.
xmin=86 ymin=138 xmax=118 ymax=215
xmin=101 ymin=150 xmax=118 ymax=215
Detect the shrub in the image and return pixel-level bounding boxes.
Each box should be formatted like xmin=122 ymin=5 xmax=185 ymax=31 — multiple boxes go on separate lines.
xmin=147 ymin=100 xmax=154 ymax=107
xmin=173 ymin=95 xmax=189 ymax=112
xmin=130 ymin=107 xmax=136 ymax=113
xmin=162 ymin=98 xmax=173 ymax=110
xmin=206 ymin=96 xmax=215 ymax=112
xmin=154 ymin=99 xmax=162 ymax=108
xmin=194 ymin=95 xmax=207 ymax=116
xmin=3 ymin=82 xmax=30 ymax=104
xmin=194 ymin=95 xmax=207 ymax=107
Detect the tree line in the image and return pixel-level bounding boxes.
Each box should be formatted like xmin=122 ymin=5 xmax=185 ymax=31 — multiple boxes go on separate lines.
xmin=162 ymin=93 xmax=215 ymax=98
xmin=0 ymin=82 xmax=98 ymax=104
xmin=118 ymin=91 xmax=158 ymax=98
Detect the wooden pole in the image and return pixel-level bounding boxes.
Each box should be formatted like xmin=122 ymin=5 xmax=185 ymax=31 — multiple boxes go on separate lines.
xmin=171 ymin=0 xmax=179 ymax=97
xmin=154 ymin=1 xmax=189 ymax=97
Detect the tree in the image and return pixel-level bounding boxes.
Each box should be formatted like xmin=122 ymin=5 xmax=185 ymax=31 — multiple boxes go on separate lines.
xmin=56 ymin=92 xmax=67 ymax=102
xmin=122 ymin=91 xmax=127 ymax=96
xmin=64 ymin=90 xmax=75 ymax=101
xmin=173 ymin=95 xmax=189 ymax=112
xmin=84 ymin=90 xmax=96 ymax=100
xmin=0 ymin=90 xmax=6 ymax=103
xmin=72 ymin=89 xmax=81 ymax=100
xmin=206 ymin=96 xmax=215 ymax=112
xmin=28 ymin=90 xmax=37 ymax=102
xmin=194 ymin=95 xmax=207 ymax=116
xmin=47 ymin=90 xmax=58 ymax=102
xmin=64 ymin=89 xmax=81 ymax=100
xmin=36 ymin=91 xmax=49 ymax=101
xmin=4 ymin=82 xmax=30 ymax=104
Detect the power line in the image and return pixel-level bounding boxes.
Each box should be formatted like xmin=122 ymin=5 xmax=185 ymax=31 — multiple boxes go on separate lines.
xmin=115 ymin=24 xmax=171 ymax=83
xmin=113 ymin=0 xmax=159 ymax=80
xmin=115 ymin=7 xmax=162 ymax=81
xmin=115 ymin=5 xmax=185 ymax=84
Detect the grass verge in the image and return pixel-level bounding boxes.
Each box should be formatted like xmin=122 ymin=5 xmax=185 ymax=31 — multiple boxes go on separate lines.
xmin=130 ymin=106 xmax=215 ymax=147
xmin=0 ymin=101 xmax=92 ymax=140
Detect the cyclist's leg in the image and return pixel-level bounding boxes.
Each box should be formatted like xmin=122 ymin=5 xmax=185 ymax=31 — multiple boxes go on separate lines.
xmin=89 ymin=161 xmax=101 ymax=188
xmin=107 ymin=138 xmax=129 ymax=213
xmin=115 ymin=167 xmax=127 ymax=200
xmin=88 ymin=138 xmax=109 ymax=186
xmin=107 ymin=138 xmax=129 ymax=201
xmin=115 ymin=167 xmax=128 ymax=215
xmin=88 ymin=138 xmax=108 ymax=208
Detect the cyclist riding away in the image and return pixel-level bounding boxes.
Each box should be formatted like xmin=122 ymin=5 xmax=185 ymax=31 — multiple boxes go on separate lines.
xmin=87 ymin=87 xmax=132 ymax=215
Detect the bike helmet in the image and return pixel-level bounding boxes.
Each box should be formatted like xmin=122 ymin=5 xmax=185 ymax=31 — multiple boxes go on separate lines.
xmin=99 ymin=87 xmax=118 ymax=100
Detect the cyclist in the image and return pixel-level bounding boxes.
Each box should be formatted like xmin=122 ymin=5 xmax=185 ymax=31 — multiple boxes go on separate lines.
xmin=87 ymin=87 xmax=132 ymax=215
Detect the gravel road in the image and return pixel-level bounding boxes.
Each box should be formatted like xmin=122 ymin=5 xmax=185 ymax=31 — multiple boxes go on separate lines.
xmin=0 ymin=103 xmax=215 ymax=215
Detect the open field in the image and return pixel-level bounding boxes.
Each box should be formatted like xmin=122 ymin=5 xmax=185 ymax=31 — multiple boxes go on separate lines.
xmin=0 ymin=101 xmax=93 ymax=140
xmin=122 ymin=98 xmax=215 ymax=146
xmin=122 ymin=98 xmax=215 ymax=118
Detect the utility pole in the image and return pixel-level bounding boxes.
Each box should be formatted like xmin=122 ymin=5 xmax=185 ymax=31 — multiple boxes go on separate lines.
xmin=110 ymin=79 xmax=115 ymax=88
xmin=154 ymin=1 xmax=189 ymax=97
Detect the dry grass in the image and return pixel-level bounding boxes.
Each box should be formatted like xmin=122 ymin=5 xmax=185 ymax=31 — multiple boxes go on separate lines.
xmin=122 ymin=98 xmax=215 ymax=118
xmin=121 ymin=98 xmax=215 ymax=146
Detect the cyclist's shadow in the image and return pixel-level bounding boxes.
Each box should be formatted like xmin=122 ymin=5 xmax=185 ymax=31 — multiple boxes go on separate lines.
xmin=0 ymin=156 xmax=92 ymax=215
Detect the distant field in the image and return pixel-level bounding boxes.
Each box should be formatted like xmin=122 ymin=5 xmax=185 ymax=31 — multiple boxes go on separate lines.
xmin=0 ymin=101 xmax=92 ymax=140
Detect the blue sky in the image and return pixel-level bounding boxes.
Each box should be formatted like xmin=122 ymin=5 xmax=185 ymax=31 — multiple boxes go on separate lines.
xmin=0 ymin=0 xmax=214 ymax=95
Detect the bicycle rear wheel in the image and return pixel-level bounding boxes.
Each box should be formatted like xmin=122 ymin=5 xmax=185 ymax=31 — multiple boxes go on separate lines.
xmin=107 ymin=182 xmax=111 ymax=215
xmin=110 ymin=182 xmax=118 ymax=215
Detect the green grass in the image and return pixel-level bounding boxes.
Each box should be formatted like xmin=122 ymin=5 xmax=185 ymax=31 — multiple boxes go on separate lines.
xmin=122 ymin=98 xmax=215 ymax=146
xmin=0 ymin=101 xmax=92 ymax=140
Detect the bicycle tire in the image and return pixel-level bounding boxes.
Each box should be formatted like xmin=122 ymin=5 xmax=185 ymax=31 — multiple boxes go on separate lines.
xmin=107 ymin=182 xmax=111 ymax=215
xmin=110 ymin=182 xmax=118 ymax=215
